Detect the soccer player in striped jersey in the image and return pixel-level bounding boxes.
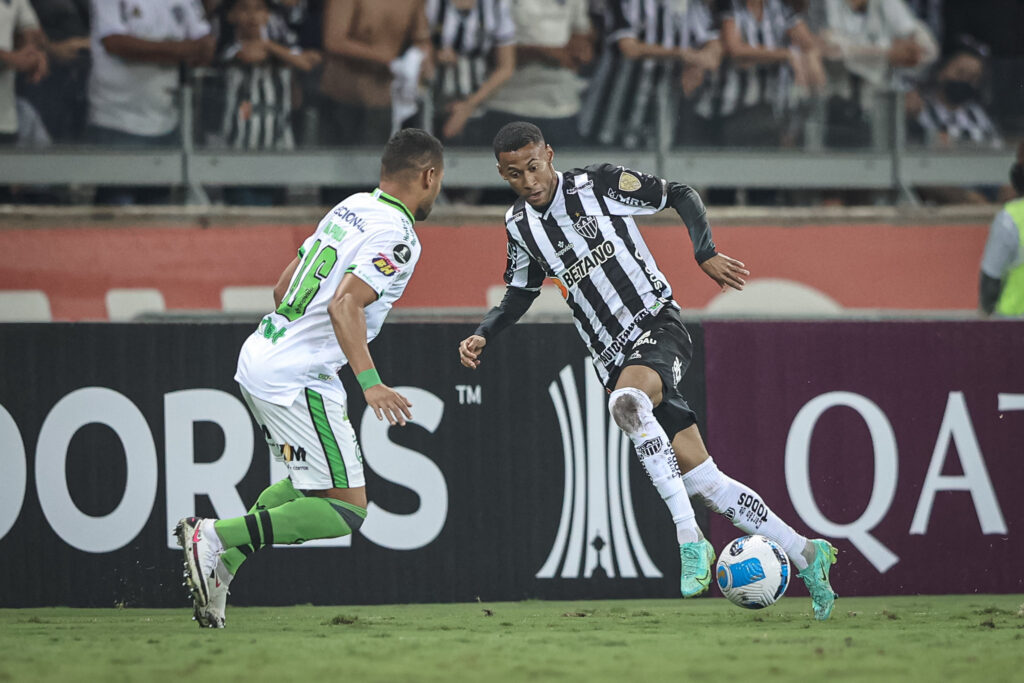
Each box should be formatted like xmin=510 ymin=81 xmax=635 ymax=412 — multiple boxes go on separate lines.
xmin=458 ymin=121 xmax=839 ymax=620
xmin=174 ymin=129 xmax=444 ymax=628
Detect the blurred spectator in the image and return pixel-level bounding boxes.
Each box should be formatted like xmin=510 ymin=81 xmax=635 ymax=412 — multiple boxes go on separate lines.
xmin=87 ymin=0 xmax=214 ymax=204
xmin=19 ymin=0 xmax=89 ymax=142
xmin=907 ymin=39 xmax=1001 ymax=150
xmin=904 ymin=0 xmax=942 ymax=51
xmin=426 ymin=0 xmax=516 ymax=145
xmin=218 ymin=0 xmax=319 ymax=151
xmin=216 ymin=0 xmax=320 ymax=205
xmin=480 ymin=0 xmax=592 ymax=145
xmin=319 ymin=0 xmax=431 ymax=146
xmin=674 ymin=0 xmax=724 ymax=147
xmin=715 ymin=0 xmax=823 ymax=148
xmin=819 ymin=0 xmax=938 ymax=148
xmin=1 ymin=0 xmax=48 ymax=145
xmin=270 ymin=0 xmax=320 ymax=51
xmin=979 ymin=142 xmax=1024 ymax=317
xmin=906 ymin=38 xmax=1004 ymax=205
xmin=581 ymin=0 xmax=722 ymax=148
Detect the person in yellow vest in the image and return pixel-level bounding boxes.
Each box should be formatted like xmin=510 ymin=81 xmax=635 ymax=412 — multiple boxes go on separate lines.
xmin=980 ymin=141 xmax=1024 ymax=316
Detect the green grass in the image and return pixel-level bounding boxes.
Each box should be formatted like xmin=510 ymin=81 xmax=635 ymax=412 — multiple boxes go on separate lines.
xmin=1 ymin=596 xmax=1022 ymax=683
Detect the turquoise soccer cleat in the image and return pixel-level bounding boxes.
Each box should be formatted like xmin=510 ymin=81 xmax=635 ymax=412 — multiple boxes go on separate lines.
xmin=797 ymin=539 xmax=838 ymax=620
xmin=680 ymin=539 xmax=716 ymax=598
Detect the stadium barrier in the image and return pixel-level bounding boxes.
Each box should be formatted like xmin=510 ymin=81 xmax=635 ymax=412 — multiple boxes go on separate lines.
xmin=0 ymin=320 xmax=1020 ymax=607
xmin=0 ymin=208 xmax=994 ymax=320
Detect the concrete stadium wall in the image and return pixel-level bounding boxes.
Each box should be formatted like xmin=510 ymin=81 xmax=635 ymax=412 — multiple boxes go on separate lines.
xmin=0 ymin=206 xmax=995 ymax=320
xmin=0 ymin=320 xmax=1019 ymax=607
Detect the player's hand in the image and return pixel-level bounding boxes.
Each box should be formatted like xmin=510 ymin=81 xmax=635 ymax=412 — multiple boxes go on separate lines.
xmin=458 ymin=335 xmax=487 ymax=369
xmin=700 ymin=253 xmax=749 ymax=292
xmin=363 ymin=384 xmax=413 ymax=426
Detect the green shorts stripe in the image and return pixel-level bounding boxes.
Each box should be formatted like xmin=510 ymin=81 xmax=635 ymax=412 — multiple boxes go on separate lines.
xmin=305 ymin=388 xmax=348 ymax=488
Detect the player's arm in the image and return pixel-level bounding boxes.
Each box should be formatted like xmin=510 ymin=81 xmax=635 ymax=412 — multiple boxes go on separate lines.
xmin=272 ymin=256 xmax=301 ymax=308
xmin=664 ymin=181 xmax=748 ymax=291
xmin=459 ymin=287 xmax=540 ymax=369
xmin=327 ymin=274 xmax=412 ymax=426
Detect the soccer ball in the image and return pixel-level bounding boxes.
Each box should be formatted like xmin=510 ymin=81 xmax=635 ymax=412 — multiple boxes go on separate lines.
xmin=716 ymin=535 xmax=790 ymax=609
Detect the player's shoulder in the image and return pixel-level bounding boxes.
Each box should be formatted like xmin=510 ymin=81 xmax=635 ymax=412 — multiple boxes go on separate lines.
xmin=504 ymin=197 xmax=527 ymax=227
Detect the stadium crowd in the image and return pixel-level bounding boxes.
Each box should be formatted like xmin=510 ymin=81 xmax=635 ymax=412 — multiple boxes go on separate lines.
xmin=1 ymin=0 xmax=1022 ymax=203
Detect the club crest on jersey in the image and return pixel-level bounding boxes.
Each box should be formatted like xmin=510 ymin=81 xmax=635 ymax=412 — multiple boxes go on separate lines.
xmin=392 ymin=243 xmax=412 ymax=265
xmin=618 ymin=171 xmax=642 ymax=192
xmin=372 ymin=253 xmax=399 ymax=276
xmin=572 ymin=213 xmax=599 ymax=239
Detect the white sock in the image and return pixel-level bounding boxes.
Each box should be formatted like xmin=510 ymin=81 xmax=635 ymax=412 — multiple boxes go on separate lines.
xmin=682 ymin=458 xmax=810 ymax=570
xmin=201 ymin=518 xmax=226 ymax=555
xmin=609 ymin=388 xmax=700 ymax=544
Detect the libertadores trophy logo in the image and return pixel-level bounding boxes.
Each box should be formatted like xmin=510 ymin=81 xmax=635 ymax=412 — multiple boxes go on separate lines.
xmin=536 ymin=363 xmax=662 ymax=579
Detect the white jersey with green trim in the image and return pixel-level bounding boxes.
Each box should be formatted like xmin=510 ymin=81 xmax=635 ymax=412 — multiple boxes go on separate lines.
xmin=235 ymin=188 xmax=421 ymax=407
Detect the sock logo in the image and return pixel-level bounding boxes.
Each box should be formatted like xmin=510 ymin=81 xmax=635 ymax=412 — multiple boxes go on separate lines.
xmin=736 ymin=493 xmax=769 ymax=529
xmin=636 ymin=438 xmax=663 ymax=459
xmin=537 ymin=362 xmax=662 ymax=580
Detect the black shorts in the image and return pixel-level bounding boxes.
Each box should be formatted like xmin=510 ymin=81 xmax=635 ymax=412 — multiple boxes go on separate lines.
xmin=609 ymin=306 xmax=697 ymax=438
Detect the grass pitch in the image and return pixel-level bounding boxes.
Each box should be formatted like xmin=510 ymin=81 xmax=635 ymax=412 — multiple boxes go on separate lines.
xmin=1 ymin=595 xmax=1022 ymax=683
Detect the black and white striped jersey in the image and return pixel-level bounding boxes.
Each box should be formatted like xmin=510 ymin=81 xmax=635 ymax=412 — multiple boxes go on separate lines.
xmin=716 ymin=0 xmax=801 ymax=117
xmin=502 ymin=163 xmax=714 ymax=384
xmin=915 ymin=94 xmax=1003 ymax=149
xmin=426 ymin=0 xmax=516 ymax=101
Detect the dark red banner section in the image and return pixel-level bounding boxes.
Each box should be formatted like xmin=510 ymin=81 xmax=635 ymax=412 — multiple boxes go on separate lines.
xmin=703 ymin=321 xmax=1024 ymax=596
xmin=0 ymin=222 xmax=987 ymax=320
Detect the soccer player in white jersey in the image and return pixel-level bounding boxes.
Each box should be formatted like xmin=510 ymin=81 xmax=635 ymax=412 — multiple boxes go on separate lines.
xmin=458 ymin=121 xmax=839 ymax=620
xmin=174 ymin=129 xmax=444 ymax=628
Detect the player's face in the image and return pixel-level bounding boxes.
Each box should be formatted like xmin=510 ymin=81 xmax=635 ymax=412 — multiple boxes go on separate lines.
xmin=415 ymin=166 xmax=445 ymax=221
xmin=497 ymin=143 xmax=557 ymax=209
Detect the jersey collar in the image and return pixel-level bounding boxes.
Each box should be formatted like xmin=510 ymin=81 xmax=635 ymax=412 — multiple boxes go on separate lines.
xmin=373 ymin=188 xmax=416 ymax=225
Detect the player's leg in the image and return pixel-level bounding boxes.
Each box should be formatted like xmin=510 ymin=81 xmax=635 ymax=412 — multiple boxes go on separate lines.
xmin=608 ymin=363 xmax=714 ymax=598
xmin=176 ymin=388 xmax=368 ymax=626
xmin=670 ymin=426 xmax=838 ymax=620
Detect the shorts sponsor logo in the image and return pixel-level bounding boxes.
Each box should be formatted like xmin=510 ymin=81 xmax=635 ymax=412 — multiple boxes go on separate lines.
xmin=566 ymin=179 xmax=594 ymax=195
xmin=628 ymin=351 xmax=641 ymax=360
xmin=597 ymin=298 xmax=668 ymax=366
xmin=562 ymin=240 xmax=615 ymax=289
xmin=633 ymin=331 xmax=657 ymax=347
xmin=672 ymin=357 xmax=682 ymax=386
xmin=280 ymin=443 xmax=307 ymax=462
xmin=373 ymin=254 xmax=399 ymax=276
xmin=606 ymin=188 xmax=650 ymax=207
xmin=392 ymin=243 xmax=412 ymax=265
xmin=572 ymin=214 xmax=600 ymax=239
xmin=618 ymin=171 xmax=642 ymax=192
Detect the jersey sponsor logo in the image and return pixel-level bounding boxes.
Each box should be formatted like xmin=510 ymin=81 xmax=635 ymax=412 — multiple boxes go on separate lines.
xmin=323 ymin=221 xmax=348 ymax=242
xmin=331 ymin=205 xmax=369 ymax=232
xmin=509 ymin=210 xmax=524 ymax=223
xmin=392 ymin=243 xmax=412 ymax=265
xmin=372 ymin=254 xmax=399 ymax=277
xmin=572 ymin=213 xmax=599 ymax=239
xmin=554 ymin=240 xmax=574 ymax=258
xmin=618 ymin=171 xmax=642 ymax=192
xmin=606 ymin=188 xmax=651 ymax=208
xmin=565 ymin=179 xmax=594 ymax=195
xmin=562 ymin=240 xmax=615 ymax=289
xmin=258 ymin=315 xmax=287 ymax=344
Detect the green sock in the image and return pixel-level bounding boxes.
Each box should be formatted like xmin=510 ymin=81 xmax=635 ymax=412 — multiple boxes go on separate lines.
xmin=214 ymin=496 xmax=367 ymax=552
xmin=219 ymin=478 xmax=302 ymax=575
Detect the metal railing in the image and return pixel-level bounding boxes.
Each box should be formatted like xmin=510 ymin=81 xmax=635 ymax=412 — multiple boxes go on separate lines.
xmin=0 ymin=69 xmax=1015 ymax=205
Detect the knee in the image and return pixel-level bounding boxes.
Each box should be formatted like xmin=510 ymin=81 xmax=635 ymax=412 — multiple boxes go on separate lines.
xmin=608 ymin=387 xmax=651 ymax=433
